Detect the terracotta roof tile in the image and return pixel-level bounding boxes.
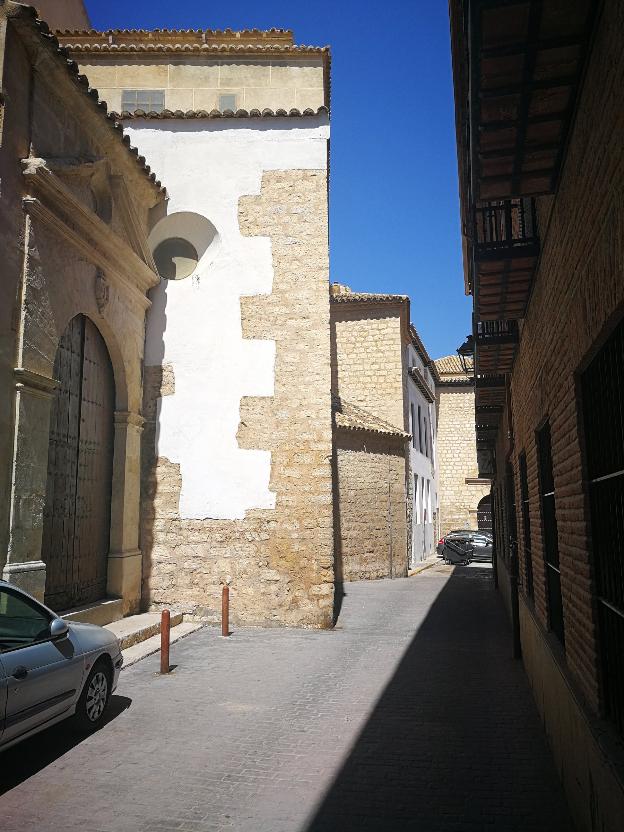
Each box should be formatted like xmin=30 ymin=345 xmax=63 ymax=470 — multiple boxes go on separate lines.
xmin=330 ymin=291 xmax=409 ymax=304
xmin=56 ymin=29 xmax=328 ymax=55
xmin=6 ymin=3 xmax=165 ymax=195
xmin=111 ymin=106 xmax=328 ymax=120
xmin=434 ymin=354 xmax=474 ymax=377
xmin=332 ymin=397 xmax=408 ymax=439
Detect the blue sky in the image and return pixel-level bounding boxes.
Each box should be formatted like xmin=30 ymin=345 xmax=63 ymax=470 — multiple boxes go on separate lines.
xmin=87 ymin=0 xmax=470 ymax=359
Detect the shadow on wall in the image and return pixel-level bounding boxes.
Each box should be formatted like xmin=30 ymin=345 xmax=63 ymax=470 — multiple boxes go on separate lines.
xmin=331 ymin=440 xmax=345 ymax=624
xmin=330 ymin=310 xmax=344 ymax=623
xmin=139 ymin=275 xmax=167 ymax=611
xmin=304 ymin=566 xmax=573 ymax=832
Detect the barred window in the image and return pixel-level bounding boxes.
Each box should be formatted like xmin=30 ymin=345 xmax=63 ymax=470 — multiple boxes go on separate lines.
xmin=121 ymin=89 xmax=165 ymax=113
xmin=537 ymin=421 xmax=564 ymax=645
xmin=581 ymin=315 xmax=624 ymax=737
xmin=519 ymin=452 xmax=533 ymax=597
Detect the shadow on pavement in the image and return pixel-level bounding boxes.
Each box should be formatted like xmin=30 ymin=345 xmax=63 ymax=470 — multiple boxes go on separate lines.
xmin=305 ymin=566 xmax=572 ymax=832
xmin=0 ymin=694 xmax=131 ymax=795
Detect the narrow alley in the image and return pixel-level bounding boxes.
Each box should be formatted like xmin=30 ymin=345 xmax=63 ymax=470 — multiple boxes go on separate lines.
xmin=0 ymin=564 xmax=571 ymax=832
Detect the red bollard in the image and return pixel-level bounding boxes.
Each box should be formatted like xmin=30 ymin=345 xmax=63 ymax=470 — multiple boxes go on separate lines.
xmin=222 ymin=585 xmax=230 ymax=637
xmin=160 ymin=609 xmax=170 ymax=674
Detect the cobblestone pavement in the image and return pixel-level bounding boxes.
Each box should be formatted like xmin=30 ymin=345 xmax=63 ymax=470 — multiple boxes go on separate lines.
xmin=0 ymin=563 xmax=573 ymax=831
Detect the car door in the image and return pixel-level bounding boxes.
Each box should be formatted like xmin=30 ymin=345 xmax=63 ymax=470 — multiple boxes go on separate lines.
xmin=0 ymin=585 xmax=84 ymax=744
xmin=0 ymin=655 xmax=7 ymax=744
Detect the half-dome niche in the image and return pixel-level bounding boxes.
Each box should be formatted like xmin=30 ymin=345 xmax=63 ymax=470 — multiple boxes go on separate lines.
xmin=149 ymin=211 xmax=220 ymax=281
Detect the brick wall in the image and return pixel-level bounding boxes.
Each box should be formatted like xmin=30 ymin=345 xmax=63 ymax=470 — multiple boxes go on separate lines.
xmin=501 ymin=0 xmax=624 ymax=714
xmin=141 ymin=169 xmax=335 ymax=628
xmin=333 ymin=430 xmax=407 ymax=581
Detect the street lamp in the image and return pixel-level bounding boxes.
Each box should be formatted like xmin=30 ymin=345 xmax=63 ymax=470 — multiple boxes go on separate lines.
xmin=457 ymin=334 xmax=474 ymax=375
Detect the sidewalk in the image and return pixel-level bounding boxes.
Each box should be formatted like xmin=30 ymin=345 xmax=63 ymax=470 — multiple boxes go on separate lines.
xmin=0 ymin=563 xmax=572 ymax=832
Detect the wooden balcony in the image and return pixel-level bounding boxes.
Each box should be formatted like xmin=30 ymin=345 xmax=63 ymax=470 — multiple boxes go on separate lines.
xmin=475 ymin=319 xmax=519 ymax=375
xmin=475 ymin=374 xmax=506 ymax=409
xmin=474 ymin=199 xmax=539 ymax=321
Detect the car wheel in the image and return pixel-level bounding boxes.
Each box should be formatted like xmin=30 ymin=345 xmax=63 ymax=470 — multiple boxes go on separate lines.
xmin=74 ymin=660 xmax=111 ymax=731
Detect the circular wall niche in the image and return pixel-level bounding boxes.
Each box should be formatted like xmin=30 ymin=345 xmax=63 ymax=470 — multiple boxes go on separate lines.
xmin=149 ymin=212 xmax=220 ymax=281
xmin=153 ymin=237 xmax=198 ymax=280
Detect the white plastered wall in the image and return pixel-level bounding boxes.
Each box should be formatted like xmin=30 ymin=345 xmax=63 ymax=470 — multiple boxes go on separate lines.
xmin=125 ymin=116 xmax=329 ymax=519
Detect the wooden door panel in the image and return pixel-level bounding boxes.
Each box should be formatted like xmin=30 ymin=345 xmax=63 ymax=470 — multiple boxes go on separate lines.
xmin=42 ymin=315 xmax=114 ymax=610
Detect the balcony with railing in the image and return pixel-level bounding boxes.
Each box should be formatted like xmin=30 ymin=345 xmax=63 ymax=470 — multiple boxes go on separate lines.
xmin=475 ymin=319 xmax=519 ymax=375
xmin=473 ymin=198 xmax=539 ymax=321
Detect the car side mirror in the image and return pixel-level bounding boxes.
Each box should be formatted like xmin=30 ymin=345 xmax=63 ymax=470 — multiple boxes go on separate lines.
xmin=50 ymin=618 xmax=69 ymax=640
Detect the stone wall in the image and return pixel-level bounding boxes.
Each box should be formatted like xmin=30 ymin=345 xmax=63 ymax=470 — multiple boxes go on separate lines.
xmin=333 ymin=430 xmax=407 ymax=582
xmin=141 ymin=168 xmax=334 ymax=627
xmin=435 ymin=381 xmax=490 ymax=537
xmin=73 ymin=57 xmax=326 ymax=115
xmin=331 ymin=303 xmax=405 ymax=431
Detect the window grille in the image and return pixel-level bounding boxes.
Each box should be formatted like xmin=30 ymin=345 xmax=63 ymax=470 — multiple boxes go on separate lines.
xmin=537 ymin=421 xmax=565 ymax=644
xmin=519 ymin=452 xmax=534 ymax=597
xmin=505 ymin=463 xmax=518 ymax=561
xmin=581 ymin=315 xmax=624 ymax=737
xmin=121 ymin=89 xmax=165 ymax=113
xmin=418 ymin=405 xmax=423 ymax=454
xmin=411 ymin=404 xmax=416 ymax=449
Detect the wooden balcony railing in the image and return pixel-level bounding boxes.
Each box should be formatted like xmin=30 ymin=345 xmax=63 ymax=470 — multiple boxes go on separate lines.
xmin=474 ymin=198 xmax=538 ymax=258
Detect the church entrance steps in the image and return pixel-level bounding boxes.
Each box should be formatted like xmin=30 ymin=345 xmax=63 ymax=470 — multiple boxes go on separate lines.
xmin=61 ymin=596 xmax=124 ymax=627
xmin=117 ymin=620 xmax=203 ymax=669
xmin=104 ymin=611 xmax=184 ymax=651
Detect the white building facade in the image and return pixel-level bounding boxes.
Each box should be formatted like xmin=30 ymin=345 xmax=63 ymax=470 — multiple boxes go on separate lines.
xmin=407 ymin=332 xmax=439 ymax=567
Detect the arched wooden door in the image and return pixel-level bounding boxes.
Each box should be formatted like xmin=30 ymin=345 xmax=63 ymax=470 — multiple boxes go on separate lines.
xmin=477 ymin=495 xmax=493 ymax=531
xmin=42 ymin=315 xmax=115 ymax=609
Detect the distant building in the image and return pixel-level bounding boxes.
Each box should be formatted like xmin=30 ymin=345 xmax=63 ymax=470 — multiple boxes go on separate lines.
xmin=434 ymin=355 xmax=491 ymax=537
xmin=330 ymin=284 xmax=438 ymax=581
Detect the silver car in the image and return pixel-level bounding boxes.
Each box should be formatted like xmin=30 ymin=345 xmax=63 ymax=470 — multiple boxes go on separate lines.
xmin=0 ymin=581 xmax=122 ymax=752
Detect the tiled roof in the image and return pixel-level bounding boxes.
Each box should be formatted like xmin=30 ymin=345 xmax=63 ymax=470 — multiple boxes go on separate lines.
xmin=111 ymin=106 xmax=329 ymax=120
xmin=6 ymin=3 xmax=164 ymax=195
xmin=435 ymin=354 xmax=474 ymax=376
xmin=56 ymin=29 xmax=328 ymax=55
xmin=330 ymin=291 xmax=409 ymax=305
xmin=332 ymin=397 xmax=408 ymax=439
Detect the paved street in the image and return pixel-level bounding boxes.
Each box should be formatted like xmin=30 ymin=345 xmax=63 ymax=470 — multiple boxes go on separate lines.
xmin=0 ymin=563 xmax=572 ymax=832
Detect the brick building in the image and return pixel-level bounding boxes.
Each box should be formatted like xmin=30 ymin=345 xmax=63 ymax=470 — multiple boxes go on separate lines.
xmin=450 ymin=0 xmax=624 ymax=828
xmin=330 ymin=284 xmax=439 ymax=581
xmin=434 ymin=355 xmax=491 ymax=537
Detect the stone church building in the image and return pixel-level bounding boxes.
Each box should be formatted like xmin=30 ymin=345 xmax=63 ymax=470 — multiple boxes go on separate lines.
xmin=0 ymin=0 xmax=166 ymax=617
xmin=1 ymin=0 xmax=439 ymax=630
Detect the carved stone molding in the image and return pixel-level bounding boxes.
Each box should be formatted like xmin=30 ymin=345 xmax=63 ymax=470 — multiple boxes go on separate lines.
xmin=95 ymin=269 xmax=110 ymax=312
xmin=21 ymin=158 xmax=159 ymax=310
xmin=13 ymin=366 xmax=58 ymax=399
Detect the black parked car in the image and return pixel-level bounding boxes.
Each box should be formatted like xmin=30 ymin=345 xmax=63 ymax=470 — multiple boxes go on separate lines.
xmin=437 ymin=530 xmax=493 ymax=563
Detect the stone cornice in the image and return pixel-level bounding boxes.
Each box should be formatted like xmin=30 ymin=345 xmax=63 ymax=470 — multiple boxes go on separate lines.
xmin=13 ymin=367 xmax=58 ymax=398
xmin=22 ymin=158 xmax=159 ymax=310
xmin=408 ymin=366 xmax=436 ymax=403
